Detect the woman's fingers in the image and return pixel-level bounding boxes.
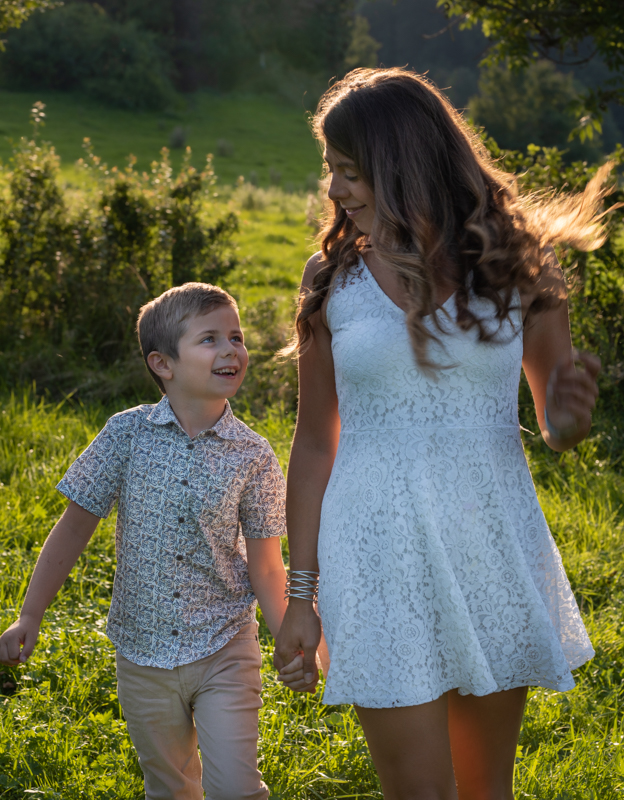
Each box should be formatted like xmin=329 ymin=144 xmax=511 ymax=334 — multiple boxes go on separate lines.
xmin=274 ymin=600 xmax=322 ymax=686
xmin=575 ymin=350 xmax=601 ymax=379
xmin=278 ymin=668 xmax=319 ymax=693
xmin=278 ymin=658 xmax=319 ymax=692
xmin=547 ymin=350 xmax=600 ymax=422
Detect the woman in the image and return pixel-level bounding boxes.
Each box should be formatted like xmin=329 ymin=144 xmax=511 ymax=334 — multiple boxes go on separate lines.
xmin=275 ymin=68 xmax=604 ymax=799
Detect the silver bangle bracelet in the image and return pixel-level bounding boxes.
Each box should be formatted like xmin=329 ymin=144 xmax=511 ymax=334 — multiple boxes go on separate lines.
xmin=284 ymin=570 xmax=319 ymax=602
xmin=544 ymin=405 xmax=579 ymax=440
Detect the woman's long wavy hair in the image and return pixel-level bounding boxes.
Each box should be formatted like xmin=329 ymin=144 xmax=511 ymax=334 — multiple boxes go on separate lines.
xmin=292 ymin=67 xmax=614 ymax=369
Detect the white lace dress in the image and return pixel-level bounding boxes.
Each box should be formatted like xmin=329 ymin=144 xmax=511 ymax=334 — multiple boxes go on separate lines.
xmin=317 ymin=256 xmax=594 ymax=709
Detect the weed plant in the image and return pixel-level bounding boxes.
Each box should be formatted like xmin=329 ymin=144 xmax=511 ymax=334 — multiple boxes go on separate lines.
xmin=0 ymin=394 xmax=624 ymax=797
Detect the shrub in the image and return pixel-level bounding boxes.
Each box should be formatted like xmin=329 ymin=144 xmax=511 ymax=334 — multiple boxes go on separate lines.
xmin=234 ymin=298 xmax=298 ymax=418
xmin=169 ymin=126 xmax=187 ymax=149
xmin=486 ymin=140 xmax=624 ymax=455
xmin=0 ymin=3 xmax=176 ymax=111
xmin=0 ymin=105 xmax=238 ymax=397
xmin=470 ymin=61 xmax=610 ymax=161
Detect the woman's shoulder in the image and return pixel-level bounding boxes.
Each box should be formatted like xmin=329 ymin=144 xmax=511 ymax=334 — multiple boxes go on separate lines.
xmin=520 ymin=246 xmax=567 ymax=320
xmin=301 ymin=251 xmax=326 ymax=290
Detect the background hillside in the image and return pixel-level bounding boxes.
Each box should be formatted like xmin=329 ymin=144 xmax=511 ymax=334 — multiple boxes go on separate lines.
xmin=1 ymin=0 xmax=622 ymax=170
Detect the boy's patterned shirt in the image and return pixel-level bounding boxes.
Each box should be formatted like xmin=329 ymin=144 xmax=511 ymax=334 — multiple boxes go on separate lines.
xmin=57 ymin=397 xmax=285 ymax=669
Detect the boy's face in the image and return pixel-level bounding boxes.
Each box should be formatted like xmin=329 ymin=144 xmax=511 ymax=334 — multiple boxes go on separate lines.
xmin=168 ymin=305 xmax=248 ymax=402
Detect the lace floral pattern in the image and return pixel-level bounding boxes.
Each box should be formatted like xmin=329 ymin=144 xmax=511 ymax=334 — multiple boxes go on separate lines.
xmin=58 ymin=398 xmax=285 ymax=669
xmin=317 ymin=257 xmax=593 ymax=708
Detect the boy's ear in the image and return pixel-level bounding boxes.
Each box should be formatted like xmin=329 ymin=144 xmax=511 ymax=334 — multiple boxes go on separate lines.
xmin=147 ymin=351 xmax=174 ymax=383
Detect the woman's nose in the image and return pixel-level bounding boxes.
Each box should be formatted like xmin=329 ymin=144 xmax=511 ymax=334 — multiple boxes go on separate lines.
xmin=327 ymin=174 xmax=349 ymax=201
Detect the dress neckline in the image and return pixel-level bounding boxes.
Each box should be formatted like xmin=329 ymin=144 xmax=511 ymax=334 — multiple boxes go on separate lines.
xmin=358 ymin=256 xmax=456 ymax=319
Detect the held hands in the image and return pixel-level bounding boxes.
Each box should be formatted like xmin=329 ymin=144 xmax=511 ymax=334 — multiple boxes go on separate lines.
xmin=544 ymin=350 xmax=600 ymax=444
xmin=274 ymin=599 xmax=322 ymax=693
xmin=0 ymin=615 xmax=41 ymax=665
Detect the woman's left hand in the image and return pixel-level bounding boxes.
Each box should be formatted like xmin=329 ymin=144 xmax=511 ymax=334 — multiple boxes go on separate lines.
xmin=544 ymin=350 xmax=600 ymax=444
xmin=276 ymin=652 xmax=320 ymax=693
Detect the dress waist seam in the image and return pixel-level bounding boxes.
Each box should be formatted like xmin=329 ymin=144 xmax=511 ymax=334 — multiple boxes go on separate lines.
xmin=339 ymin=424 xmax=520 ymax=433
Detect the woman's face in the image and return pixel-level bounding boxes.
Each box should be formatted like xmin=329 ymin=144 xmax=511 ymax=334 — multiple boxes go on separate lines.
xmin=324 ymin=144 xmax=376 ymax=235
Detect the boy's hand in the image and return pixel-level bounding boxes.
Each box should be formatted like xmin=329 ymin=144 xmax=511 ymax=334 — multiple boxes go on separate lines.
xmin=0 ymin=616 xmax=40 ymax=665
xmin=277 ymin=653 xmax=320 ymax=693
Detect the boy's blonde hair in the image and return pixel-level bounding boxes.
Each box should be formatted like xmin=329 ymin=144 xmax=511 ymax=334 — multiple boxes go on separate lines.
xmin=137 ymin=282 xmax=238 ymax=393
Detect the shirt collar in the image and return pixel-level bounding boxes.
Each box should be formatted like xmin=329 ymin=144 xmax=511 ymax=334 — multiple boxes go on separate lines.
xmin=147 ymin=396 xmax=240 ymax=441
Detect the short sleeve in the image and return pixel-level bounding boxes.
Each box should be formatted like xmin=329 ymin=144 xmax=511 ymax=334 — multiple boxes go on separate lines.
xmin=239 ymin=445 xmax=286 ymax=539
xmin=56 ymin=413 xmax=133 ymax=518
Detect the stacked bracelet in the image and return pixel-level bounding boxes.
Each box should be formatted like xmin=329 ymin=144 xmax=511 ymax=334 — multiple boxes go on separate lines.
xmin=544 ymin=406 xmax=579 ymax=441
xmin=284 ymin=570 xmax=319 ymax=602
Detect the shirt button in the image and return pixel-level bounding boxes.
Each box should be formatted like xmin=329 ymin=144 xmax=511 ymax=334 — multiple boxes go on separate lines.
xmin=178 ymin=516 xmax=185 ymax=523
xmin=181 ymin=479 xmax=188 ymax=486
xmin=176 ymin=554 xmax=183 ymax=561
xmin=187 ymin=443 xmax=194 ymax=450
xmin=173 ymin=591 xmax=180 ymax=598
xmin=171 ymin=629 xmax=179 ymax=636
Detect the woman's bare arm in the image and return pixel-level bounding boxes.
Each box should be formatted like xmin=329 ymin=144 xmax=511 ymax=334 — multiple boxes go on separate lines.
xmin=522 ymin=261 xmax=600 ymax=452
xmin=274 ymin=253 xmax=341 ymax=687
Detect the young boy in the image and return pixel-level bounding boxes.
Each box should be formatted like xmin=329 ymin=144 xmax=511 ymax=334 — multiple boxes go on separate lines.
xmin=0 ymin=282 xmax=302 ymax=800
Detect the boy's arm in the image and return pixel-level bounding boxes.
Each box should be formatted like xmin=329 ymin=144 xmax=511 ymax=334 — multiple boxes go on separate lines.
xmin=0 ymin=501 xmax=100 ymax=665
xmin=244 ymin=536 xmax=288 ymax=642
xmin=245 ymin=537 xmax=329 ymax=693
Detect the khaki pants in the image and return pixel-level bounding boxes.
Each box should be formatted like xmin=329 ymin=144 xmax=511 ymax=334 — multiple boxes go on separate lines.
xmin=116 ymin=623 xmax=269 ymax=800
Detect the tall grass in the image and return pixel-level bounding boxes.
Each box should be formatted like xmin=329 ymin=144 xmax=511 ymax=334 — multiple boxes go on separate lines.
xmin=1 ymin=394 xmax=623 ymax=798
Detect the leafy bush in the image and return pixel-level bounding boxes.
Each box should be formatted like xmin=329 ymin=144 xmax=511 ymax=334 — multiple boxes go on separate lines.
xmin=0 ymin=104 xmax=238 ymax=398
xmin=470 ymin=61 xmax=616 ymax=160
xmin=0 ymin=3 xmax=176 ymax=110
xmin=233 ymin=298 xmax=298 ymax=418
xmin=485 ymin=140 xmax=624 ymax=455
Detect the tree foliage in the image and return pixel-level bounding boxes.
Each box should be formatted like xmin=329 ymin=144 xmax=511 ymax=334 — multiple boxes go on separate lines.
xmin=470 ymin=60 xmax=605 ymax=158
xmin=440 ymin=0 xmax=624 ymax=131
xmin=2 ymin=3 xmax=176 ymax=109
xmin=0 ymin=0 xmax=54 ymax=38
xmin=1 ymin=0 xmax=359 ymax=102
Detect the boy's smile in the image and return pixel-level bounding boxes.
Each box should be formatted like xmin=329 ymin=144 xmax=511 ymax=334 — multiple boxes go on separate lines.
xmin=147 ymin=303 xmax=248 ymax=437
xmin=174 ymin=305 xmax=248 ymax=401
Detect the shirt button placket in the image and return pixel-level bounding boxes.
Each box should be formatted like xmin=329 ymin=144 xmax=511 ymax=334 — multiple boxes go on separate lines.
xmin=173 ymin=447 xmax=192 ymax=651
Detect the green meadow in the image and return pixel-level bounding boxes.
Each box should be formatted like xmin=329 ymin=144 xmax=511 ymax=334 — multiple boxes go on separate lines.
xmin=2 ymin=391 xmax=624 ymax=798
xmin=0 ymin=90 xmax=323 ymax=186
xmin=0 ymin=91 xmax=623 ymax=798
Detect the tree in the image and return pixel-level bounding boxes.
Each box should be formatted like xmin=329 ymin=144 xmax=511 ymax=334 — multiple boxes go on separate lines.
xmin=344 ymin=14 xmax=381 ymax=71
xmin=0 ymin=0 xmax=54 ymax=38
xmin=470 ymin=60 xmax=603 ymax=159
xmin=440 ymin=0 xmax=624 ymax=134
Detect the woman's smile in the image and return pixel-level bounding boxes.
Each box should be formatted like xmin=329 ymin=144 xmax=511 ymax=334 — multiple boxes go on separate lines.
xmin=342 ymin=205 xmax=366 ymax=218
xmin=324 ymin=144 xmax=376 ymax=234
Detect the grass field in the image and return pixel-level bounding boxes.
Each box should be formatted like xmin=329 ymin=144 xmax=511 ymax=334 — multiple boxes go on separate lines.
xmin=1 ymin=391 xmax=624 ymax=798
xmin=1 ymin=90 xmax=623 ymax=798
xmin=0 ymin=186 xmax=623 ymax=795
xmin=0 ymin=89 xmax=322 ymax=187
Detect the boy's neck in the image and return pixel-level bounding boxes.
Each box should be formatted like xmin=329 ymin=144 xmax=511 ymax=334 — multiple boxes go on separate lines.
xmin=165 ymin=392 xmax=227 ymax=439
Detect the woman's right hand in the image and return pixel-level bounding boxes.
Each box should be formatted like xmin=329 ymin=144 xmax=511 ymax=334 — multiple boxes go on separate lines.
xmin=274 ymin=598 xmax=322 ymax=691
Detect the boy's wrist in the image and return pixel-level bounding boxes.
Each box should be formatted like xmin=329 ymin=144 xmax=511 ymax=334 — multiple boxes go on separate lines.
xmin=18 ymin=608 xmax=45 ymax=628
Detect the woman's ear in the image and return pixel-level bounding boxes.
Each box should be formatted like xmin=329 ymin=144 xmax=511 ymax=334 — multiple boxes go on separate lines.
xmin=147 ymin=351 xmax=174 ymax=383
